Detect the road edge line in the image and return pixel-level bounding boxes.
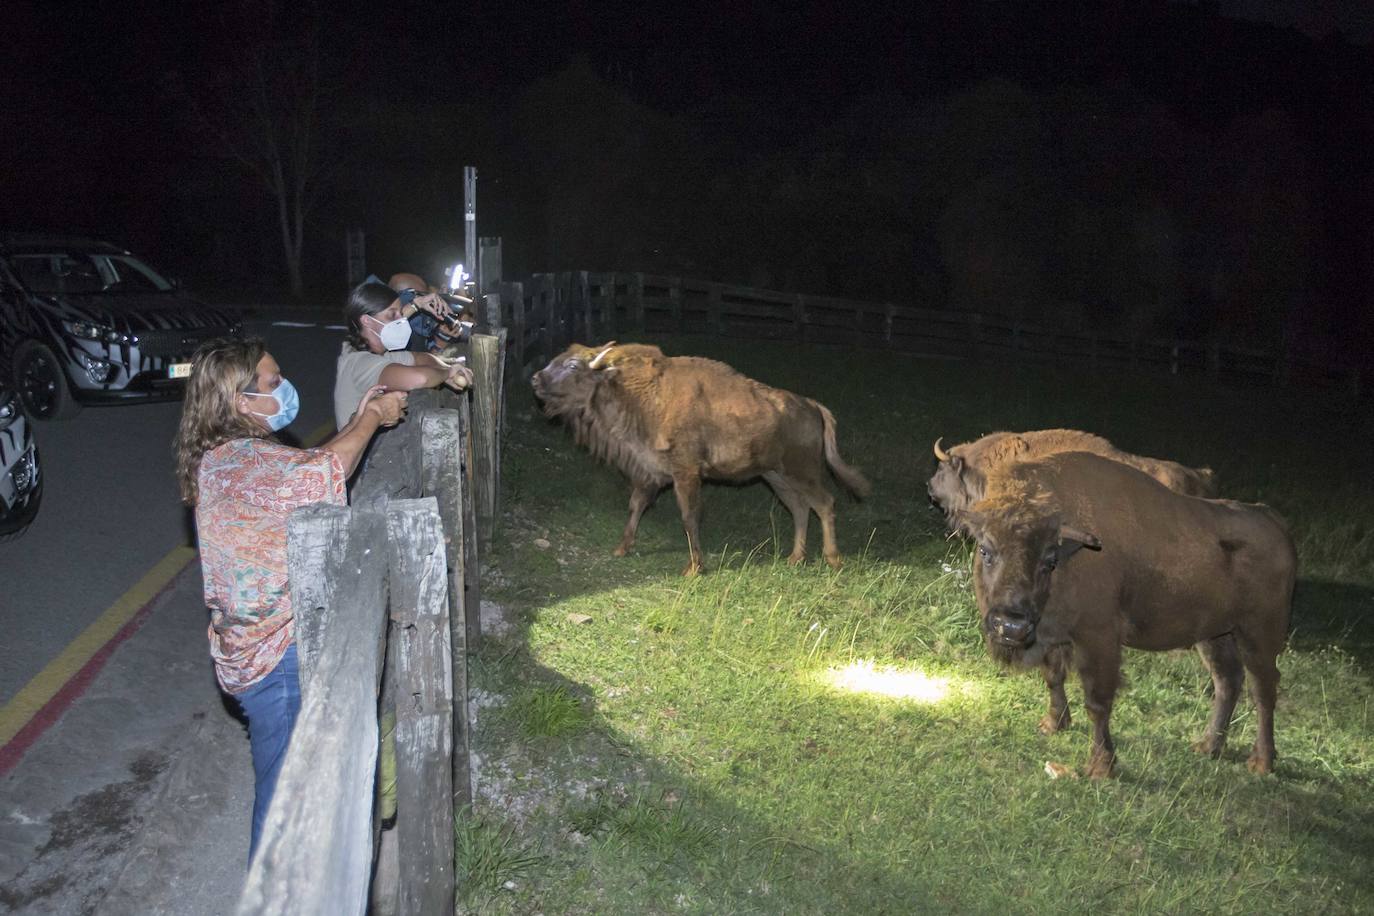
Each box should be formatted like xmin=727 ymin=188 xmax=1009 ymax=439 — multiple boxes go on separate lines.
xmin=0 ymin=546 xmax=197 ymax=776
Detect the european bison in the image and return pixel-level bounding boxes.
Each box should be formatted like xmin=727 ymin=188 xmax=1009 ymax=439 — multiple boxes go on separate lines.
xmin=532 ymin=342 xmax=870 ymax=575
xmin=958 ymin=451 xmax=1295 ymax=778
xmin=928 ymin=428 xmax=1216 ymax=525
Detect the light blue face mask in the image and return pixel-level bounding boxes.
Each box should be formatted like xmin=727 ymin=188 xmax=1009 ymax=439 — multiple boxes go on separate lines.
xmin=244 ymin=377 xmax=300 ymax=431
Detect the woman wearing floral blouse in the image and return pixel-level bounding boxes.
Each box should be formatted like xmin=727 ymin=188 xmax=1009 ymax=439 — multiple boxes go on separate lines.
xmin=173 ymin=336 xmax=406 ymax=860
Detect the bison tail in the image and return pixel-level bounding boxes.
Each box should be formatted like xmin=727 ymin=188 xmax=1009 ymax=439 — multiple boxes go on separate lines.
xmin=811 ymin=400 xmax=871 ymax=499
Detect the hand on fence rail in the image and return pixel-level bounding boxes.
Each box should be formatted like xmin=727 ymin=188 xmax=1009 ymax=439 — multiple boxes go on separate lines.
xmin=360 ymin=385 xmax=408 ymax=427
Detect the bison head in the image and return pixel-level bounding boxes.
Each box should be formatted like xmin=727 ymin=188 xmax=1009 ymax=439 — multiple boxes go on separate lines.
xmin=927 ymin=438 xmax=985 ymax=525
xmin=531 ymin=342 xmax=618 ymax=417
xmin=958 ymin=502 xmax=1101 ymax=664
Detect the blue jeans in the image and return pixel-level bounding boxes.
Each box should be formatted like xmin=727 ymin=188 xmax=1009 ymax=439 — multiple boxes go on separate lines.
xmin=234 ymin=643 xmax=301 ymax=862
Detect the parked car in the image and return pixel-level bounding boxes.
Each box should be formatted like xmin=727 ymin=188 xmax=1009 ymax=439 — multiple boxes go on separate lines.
xmin=0 ymin=233 xmax=241 ymax=419
xmin=0 ymin=381 xmax=41 ymax=538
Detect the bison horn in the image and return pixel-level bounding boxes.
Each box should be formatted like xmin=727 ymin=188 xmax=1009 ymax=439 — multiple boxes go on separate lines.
xmin=589 ymin=341 xmax=617 ymax=369
xmin=933 ymin=437 xmax=950 ymax=462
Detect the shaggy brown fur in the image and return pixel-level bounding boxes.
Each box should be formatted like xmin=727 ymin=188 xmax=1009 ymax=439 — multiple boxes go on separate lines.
xmin=928 ymin=428 xmax=1216 ymax=525
xmin=532 ymin=342 xmax=869 ymax=575
xmin=961 ymin=451 xmax=1295 ymax=778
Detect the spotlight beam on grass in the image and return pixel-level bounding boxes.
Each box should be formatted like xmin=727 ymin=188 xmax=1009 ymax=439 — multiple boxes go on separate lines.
xmin=822 ymin=660 xmax=962 ymax=704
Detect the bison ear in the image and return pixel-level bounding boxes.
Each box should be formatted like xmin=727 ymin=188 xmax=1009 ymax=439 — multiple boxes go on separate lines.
xmin=1057 ymin=525 xmax=1102 ymax=562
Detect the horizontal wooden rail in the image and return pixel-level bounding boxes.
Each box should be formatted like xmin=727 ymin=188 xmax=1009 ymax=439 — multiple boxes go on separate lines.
xmin=493 ymin=270 xmax=1360 ymax=399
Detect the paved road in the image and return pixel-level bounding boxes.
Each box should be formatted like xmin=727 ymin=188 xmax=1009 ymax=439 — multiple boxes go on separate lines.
xmin=0 ymin=316 xmax=344 ymax=705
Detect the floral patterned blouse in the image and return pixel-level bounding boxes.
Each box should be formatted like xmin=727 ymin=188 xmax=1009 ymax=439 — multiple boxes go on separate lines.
xmin=196 ymin=437 xmax=346 ymax=694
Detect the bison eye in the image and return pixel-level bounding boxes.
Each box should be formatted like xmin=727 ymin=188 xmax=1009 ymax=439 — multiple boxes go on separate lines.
xmin=565 ymin=358 xmax=583 ymax=369
xmin=1043 ymin=557 xmax=1058 ymax=572
xmin=977 ymin=545 xmax=994 ymax=565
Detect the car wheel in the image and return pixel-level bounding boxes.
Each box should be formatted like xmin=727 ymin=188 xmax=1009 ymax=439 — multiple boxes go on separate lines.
xmin=0 ymin=444 xmax=42 ymax=541
xmin=14 ymin=340 xmax=81 ymax=420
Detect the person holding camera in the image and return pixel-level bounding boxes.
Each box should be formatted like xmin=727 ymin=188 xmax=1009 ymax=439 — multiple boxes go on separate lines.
xmin=335 ymin=280 xmax=475 ymax=430
xmin=173 ymin=336 xmax=408 ymax=861
xmin=385 ymin=271 xmax=477 ymax=355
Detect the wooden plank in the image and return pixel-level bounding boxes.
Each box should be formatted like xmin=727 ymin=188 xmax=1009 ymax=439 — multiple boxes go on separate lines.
xmin=493 ymin=328 xmax=508 ymax=527
xmin=419 ymin=411 xmax=473 ymax=809
xmin=386 ymin=499 xmax=456 ymax=916
xmin=469 ymin=333 xmax=502 ymax=547
xmin=714 ymin=300 xmax=793 ymax=321
xmin=239 ymin=506 xmax=388 ymax=916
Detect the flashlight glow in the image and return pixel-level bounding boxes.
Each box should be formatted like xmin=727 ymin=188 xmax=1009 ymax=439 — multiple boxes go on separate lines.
xmin=822 ymin=660 xmax=957 ymax=704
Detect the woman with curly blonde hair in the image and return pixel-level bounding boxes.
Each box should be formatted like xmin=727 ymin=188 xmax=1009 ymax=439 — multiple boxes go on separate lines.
xmin=173 ymin=335 xmax=406 ymax=861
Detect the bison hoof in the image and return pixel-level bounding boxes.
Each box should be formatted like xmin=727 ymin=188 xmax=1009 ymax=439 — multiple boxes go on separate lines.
xmin=1038 ymin=711 xmax=1070 ymax=735
xmin=1246 ymin=753 xmax=1274 ymax=775
xmin=611 ymin=544 xmax=631 ymax=557
xmin=786 ymin=551 xmax=807 ymax=566
xmin=1191 ymin=736 xmax=1225 ymax=758
xmin=682 ymin=562 xmax=703 ymax=578
xmin=824 ymin=553 xmax=844 ymax=570
xmin=1084 ymin=756 xmax=1117 ymax=780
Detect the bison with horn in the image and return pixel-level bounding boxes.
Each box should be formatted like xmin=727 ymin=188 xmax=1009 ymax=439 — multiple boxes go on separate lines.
xmin=958 ymin=451 xmax=1294 ymax=778
xmin=928 ymin=428 xmax=1216 ymax=526
xmin=532 ymin=342 xmax=869 ymax=575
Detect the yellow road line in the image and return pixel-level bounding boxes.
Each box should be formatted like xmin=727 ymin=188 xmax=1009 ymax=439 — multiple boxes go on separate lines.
xmin=0 ymin=419 xmax=335 ymax=747
xmin=0 ymin=546 xmax=198 ymax=746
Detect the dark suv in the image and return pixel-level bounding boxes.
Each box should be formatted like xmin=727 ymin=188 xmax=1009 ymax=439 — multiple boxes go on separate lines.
xmin=0 ymin=233 xmax=241 ymax=419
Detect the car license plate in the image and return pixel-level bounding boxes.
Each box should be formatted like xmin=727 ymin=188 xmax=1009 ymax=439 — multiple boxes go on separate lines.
xmin=167 ymin=362 xmax=192 ymax=379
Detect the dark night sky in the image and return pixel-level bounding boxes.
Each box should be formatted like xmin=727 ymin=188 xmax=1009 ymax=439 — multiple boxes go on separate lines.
xmin=2 ymin=0 xmax=1372 ymax=358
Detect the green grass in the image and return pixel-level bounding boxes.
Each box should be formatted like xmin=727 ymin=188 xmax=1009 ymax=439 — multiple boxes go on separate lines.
xmin=466 ymin=334 xmax=1374 ymax=914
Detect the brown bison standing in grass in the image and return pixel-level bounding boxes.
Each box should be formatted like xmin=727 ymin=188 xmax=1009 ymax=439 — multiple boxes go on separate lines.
xmin=927 ymin=428 xmax=1216 ymax=524
xmin=533 ymin=342 xmax=869 ymax=575
xmin=957 ymin=451 xmax=1295 ymax=778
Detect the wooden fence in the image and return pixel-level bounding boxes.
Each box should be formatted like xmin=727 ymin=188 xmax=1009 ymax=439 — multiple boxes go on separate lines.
xmin=236 ymin=389 xmax=487 ymax=915
xmin=493 ymin=271 xmax=1361 ymax=398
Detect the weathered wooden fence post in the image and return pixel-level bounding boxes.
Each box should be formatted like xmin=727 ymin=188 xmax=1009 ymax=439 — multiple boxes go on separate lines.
xmin=239 ymin=506 xmax=389 ymax=916
xmin=469 ymin=332 xmax=507 ymax=548
xmin=707 ymin=283 xmax=723 ymax=336
xmin=578 ymin=270 xmax=593 ymax=341
xmin=538 ymin=274 xmax=554 ymax=367
xmin=601 ymin=273 xmax=618 ymax=337
xmin=632 ymin=272 xmax=646 ymax=333
xmin=419 ymin=412 xmax=474 ymax=806
xmin=669 ymin=277 xmax=684 ymax=333
xmin=385 ymin=499 xmax=456 ymax=916
xmin=504 ymin=281 xmax=526 ymax=373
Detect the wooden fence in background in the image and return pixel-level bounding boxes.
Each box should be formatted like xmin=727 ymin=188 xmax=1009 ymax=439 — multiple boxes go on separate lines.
xmin=493 ymin=271 xmax=1361 ymax=398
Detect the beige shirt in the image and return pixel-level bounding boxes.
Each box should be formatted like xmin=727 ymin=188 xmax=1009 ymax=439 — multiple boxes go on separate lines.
xmin=334 ymin=343 xmax=416 ymax=430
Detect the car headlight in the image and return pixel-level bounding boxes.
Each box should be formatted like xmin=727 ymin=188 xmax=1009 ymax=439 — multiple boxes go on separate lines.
xmin=63 ymin=320 xmax=128 ymax=344
xmin=0 ymin=392 xmax=17 ymax=431
xmin=75 ymin=351 xmax=113 ymax=383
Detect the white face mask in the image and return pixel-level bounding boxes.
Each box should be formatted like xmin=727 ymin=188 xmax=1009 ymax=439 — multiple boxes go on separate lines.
xmin=364 ymin=313 xmax=413 ymax=351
